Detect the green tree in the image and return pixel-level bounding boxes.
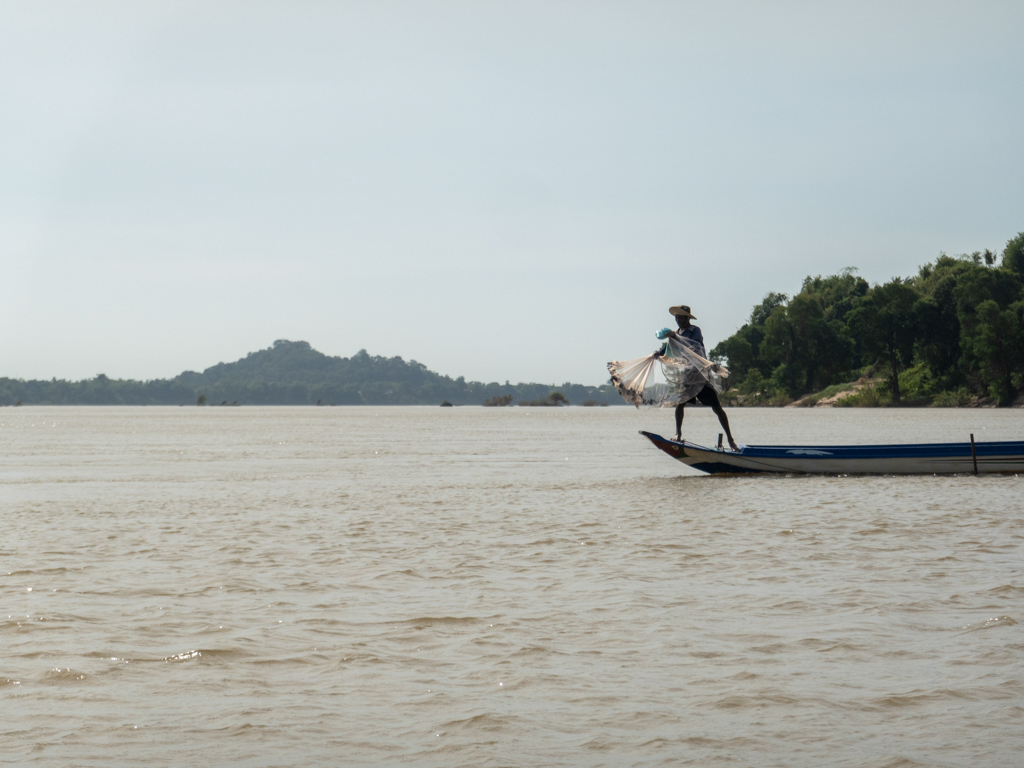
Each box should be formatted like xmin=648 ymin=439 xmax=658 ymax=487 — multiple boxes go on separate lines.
xmin=760 ymin=294 xmax=851 ymax=395
xmin=1002 ymin=231 xmax=1024 ymax=277
xmin=749 ymin=292 xmax=788 ymax=325
xmin=913 ymin=263 xmax=966 ymax=387
xmin=952 ymin=264 xmax=1023 ymax=393
xmin=847 ymin=280 xmax=920 ymax=404
xmin=962 ymin=300 xmax=1024 ymax=404
xmin=799 ymin=268 xmax=869 ymax=324
xmin=709 ymin=292 xmax=787 ymax=385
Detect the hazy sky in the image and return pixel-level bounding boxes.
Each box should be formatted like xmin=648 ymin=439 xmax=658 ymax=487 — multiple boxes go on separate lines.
xmin=4 ymin=1 xmax=1023 ymax=386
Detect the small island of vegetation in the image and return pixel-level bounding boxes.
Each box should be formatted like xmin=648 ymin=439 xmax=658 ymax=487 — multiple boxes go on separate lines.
xmin=483 ymin=394 xmax=515 ymax=407
xmin=519 ymin=392 xmax=569 ymax=407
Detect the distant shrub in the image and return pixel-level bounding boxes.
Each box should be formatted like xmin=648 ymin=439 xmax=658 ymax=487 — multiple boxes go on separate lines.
xmin=520 ymin=391 xmax=570 ymax=406
xmin=483 ymin=394 xmax=515 ymax=407
xmin=835 ymin=385 xmax=887 ymax=407
xmin=794 ymin=394 xmax=822 ymax=407
xmin=738 ymin=370 xmax=765 ymax=396
xmin=932 ymin=387 xmax=972 ymax=407
xmin=792 ymin=381 xmax=860 ymax=408
xmin=718 ymin=389 xmax=740 ymax=406
xmin=895 ymin=363 xmax=936 ymax=404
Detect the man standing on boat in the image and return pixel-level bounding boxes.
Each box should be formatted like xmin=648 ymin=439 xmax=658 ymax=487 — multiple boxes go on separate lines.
xmin=655 ymin=304 xmax=739 ymax=451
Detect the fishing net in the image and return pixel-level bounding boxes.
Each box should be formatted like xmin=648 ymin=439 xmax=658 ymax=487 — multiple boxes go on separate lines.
xmin=608 ymin=336 xmax=730 ymax=408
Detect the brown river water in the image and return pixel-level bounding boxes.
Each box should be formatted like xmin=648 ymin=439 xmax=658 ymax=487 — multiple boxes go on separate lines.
xmin=2 ymin=406 xmax=1023 ymax=767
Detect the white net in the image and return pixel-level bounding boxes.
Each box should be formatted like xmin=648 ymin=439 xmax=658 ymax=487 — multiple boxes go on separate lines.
xmin=608 ymin=336 xmax=730 ymax=408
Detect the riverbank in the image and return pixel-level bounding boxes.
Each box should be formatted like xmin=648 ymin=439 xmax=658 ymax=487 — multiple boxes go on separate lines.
xmin=724 ymin=378 xmax=1024 ymax=408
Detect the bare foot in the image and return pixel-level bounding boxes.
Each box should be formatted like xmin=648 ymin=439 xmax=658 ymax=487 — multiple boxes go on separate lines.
xmin=672 ymin=434 xmax=682 ymax=442
xmin=729 ymin=440 xmax=739 ymax=451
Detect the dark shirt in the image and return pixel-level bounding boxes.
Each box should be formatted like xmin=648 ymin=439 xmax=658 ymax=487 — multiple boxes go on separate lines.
xmin=677 ymin=325 xmax=704 ymax=355
xmin=656 ymin=324 xmax=706 ymax=358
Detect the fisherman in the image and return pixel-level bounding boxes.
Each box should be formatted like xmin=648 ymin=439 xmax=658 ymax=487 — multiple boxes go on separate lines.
xmin=655 ymin=304 xmax=738 ymax=450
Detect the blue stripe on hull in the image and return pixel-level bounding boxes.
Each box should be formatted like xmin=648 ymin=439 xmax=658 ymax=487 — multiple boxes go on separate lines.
xmin=735 ymin=441 xmax=1024 ymax=460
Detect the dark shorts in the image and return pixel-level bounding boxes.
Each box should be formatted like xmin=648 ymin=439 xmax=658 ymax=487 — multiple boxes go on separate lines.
xmin=682 ymin=385 xmax=720 ymax=408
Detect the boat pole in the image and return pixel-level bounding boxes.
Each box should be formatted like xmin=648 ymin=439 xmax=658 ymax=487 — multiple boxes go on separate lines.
xmin=970 ymin=433 xmax=978 ymax=475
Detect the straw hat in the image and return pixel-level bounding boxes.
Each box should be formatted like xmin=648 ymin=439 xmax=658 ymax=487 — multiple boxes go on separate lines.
xmin=669 ymin=304 xmax=696 ymax=319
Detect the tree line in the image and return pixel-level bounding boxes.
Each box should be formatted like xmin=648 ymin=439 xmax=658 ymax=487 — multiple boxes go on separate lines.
xmin=709 ymin=231 xmax=1024 ymax=406
xmin=0 ymin=340 xmax=622 ymax=406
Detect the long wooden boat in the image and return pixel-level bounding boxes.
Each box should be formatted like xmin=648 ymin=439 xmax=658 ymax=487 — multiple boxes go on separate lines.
xmin=641 ymin=431 xmax=1024 ymax=475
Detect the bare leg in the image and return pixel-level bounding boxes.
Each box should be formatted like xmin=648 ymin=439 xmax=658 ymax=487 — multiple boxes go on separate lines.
xmin=711 ymin=402 xmax=738 ymax=450
xmin=673 ymin=403 xmax=684 ymax=441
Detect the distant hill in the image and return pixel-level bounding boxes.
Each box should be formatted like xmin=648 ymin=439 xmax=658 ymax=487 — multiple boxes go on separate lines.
xmin=0 ymin=340 xmax=623 ymax=406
